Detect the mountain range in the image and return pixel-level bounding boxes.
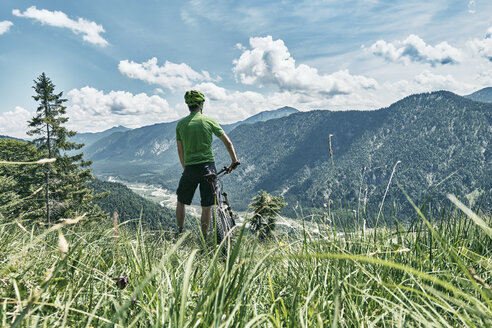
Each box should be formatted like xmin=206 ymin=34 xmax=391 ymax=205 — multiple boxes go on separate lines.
xmin=3 ymin=88 xmax=489 ymax=220
xmin=210 ymin=91 xmax=490 ymax=217
xmin=68 ymin=89 xmax=491 ymax=218
xmin=79 ymin=106 xmax=299 ymax=178
xmin=0 ymin=135 xmax=24 ymax=142
xmin=130 ymin=90 xmax=489 ymax=218
xmin=70 ymin=125 xmax=130 ymax=149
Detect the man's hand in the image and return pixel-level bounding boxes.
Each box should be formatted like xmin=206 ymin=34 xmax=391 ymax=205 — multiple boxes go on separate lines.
xmin=226 ymin=161 xmax=240 ymax=173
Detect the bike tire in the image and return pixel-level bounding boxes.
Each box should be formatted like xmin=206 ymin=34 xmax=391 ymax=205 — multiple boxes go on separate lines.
xmin=215 ymin=206 xmax=236 ymax=250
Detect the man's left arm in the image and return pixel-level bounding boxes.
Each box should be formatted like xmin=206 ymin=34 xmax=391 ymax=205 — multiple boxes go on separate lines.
xmin=177 ymin=140 xmax=185 ymax=169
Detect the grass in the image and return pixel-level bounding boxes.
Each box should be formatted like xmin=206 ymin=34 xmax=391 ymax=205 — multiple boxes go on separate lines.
xmin=0 ymin=201 xmax=491 ymax=327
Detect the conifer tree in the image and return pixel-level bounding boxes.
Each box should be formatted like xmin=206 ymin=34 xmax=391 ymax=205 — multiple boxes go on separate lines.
xmin=249 ymin=190 xmax=286 ymax=240
xmin=27 ymin=73 xmax=103 ymax=222
xmin=0 ymin=139 xmax=45 ymax=220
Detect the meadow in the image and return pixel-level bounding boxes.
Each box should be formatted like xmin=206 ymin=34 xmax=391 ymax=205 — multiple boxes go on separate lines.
xmin=0 ymin=197 xmax=491 ymax=327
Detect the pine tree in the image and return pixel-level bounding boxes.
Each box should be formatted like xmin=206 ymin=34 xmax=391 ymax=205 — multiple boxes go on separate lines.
xmin=0 ymin=139 xmax=45 ymax=221
xmin=27 ymin=73 xmax=103 ymax=222
xmin=249 ymin=190 xmax=286 ymax=240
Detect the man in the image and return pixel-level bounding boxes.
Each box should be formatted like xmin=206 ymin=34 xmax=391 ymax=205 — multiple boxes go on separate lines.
xmin=175 ymin=90 xmax=239 ymax=236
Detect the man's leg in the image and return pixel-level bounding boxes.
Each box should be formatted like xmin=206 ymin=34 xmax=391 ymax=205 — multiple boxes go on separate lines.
xmin=176 ymin=201 xmax=186 ymax=233
xmin=201 ymin=206 xmax=212 ymax=236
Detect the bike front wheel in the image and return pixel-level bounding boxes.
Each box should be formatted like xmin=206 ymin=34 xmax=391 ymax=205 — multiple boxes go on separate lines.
xmin=213 ymin=206 xmax=236 ymax=251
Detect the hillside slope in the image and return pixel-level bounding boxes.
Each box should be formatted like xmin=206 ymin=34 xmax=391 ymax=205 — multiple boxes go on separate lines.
xmin=211 ymin=91 xmax=490 ymax=216
xmin=89 ymin=178 xmax=175 ymax=228
xmin=152 ymin=91 xmax=490 ymax=217
xmin=88 ymin=91 xmax=491 ymax=218
xmin=465 ymin=87 xmax=492 ymax=103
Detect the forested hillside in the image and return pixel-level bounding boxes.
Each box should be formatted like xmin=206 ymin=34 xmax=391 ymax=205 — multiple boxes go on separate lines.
xmin=227 ymin=91 xmax=491 ymax=217
xmin=89 ymin=179 xmax=175 ymax=228
xmin=156 ymin=91 xmax=490 ymax=218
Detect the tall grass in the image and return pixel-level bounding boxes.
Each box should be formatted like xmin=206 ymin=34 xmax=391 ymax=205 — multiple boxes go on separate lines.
xmin=0 ymin=199 xmax=490 ymax=327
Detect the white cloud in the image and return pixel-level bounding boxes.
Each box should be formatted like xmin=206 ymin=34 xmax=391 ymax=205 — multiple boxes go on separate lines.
xmin=12 ymin=6 xmax=108 ymax=46
xmin=369 ymin=34 xmax=463 ymax=66
xmin=66 ymin=87 xmax=179 ymax=132
xmin=118 ymin=58 xmax=220 ymax=91
xmin=468 ymin=0 xmax=476 ymax=14
xmin=412 ymin=70 xmax=470 ymax=91
xmin=0 ymin=106 xmax=33 ymax=138
xmin=0 ymin=21 xmax=13 ymax=35
xmin=475 ymin=71 xmax=492 ymax=86
xmin=382 ymin=70 xmax=476 ymax=102
xmin=233 ymin=36 xmax=377 ymax=97
xmin=193 ymin=82 xmax=272 ymax=122
xmin=192 ymin=80 xmax=385 ymax=124
xmin=468 ymin=27 xmax=492 ymax=62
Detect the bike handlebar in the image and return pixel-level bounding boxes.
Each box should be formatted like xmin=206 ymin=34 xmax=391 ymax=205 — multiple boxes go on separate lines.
xmin=216 ymin=161 xmax=240 ymax=176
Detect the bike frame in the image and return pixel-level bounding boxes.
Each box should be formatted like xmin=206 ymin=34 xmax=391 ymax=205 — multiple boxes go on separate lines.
xmin=206 ymin=166 xmax=237 ymax=244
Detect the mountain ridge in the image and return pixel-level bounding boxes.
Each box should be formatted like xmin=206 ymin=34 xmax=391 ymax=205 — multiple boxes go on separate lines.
xmin=154 ymin=90 xmax=490 ymax=217
xmin=464 ymin=86 xmax=492 ymax=103
xmin=80 ymin=90 xmax=490 ymax=218
xmin=71 ymin=125 xmax=130 ymax=149
xmin=223 ymin=106 xmax=299 ymax=133
xmin=82 ymin=106 xmax=300 ymax=170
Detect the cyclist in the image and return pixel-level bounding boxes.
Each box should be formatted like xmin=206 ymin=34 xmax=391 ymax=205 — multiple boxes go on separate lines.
xmin=175 ymin=90 xmax=239 ymax=236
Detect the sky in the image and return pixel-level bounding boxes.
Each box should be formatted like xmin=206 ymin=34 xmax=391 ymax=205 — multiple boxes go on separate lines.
xmin=1 ymin=0 xmax=492 ymax=138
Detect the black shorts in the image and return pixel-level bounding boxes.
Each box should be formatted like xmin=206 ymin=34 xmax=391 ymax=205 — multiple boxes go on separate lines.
xmin=176 ymin=162 xmax=216 ymax=207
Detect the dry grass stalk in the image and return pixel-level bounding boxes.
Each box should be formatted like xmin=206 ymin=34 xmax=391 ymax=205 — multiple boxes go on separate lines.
xmin=368 ymin=248 xmax=410 ymax=257
xmin=113 ymin=211 xmax=119 ymax=237
xmin=468 ymin=265 xmax=492 ymax=291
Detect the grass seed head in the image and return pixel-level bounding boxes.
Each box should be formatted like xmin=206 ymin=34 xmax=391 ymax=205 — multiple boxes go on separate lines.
xmin=58 ymin=230 xmax=69 ymax=253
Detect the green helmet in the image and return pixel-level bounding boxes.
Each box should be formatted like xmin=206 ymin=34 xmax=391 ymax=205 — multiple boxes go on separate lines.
xmin=184 ymin=90 xmax=205 ymax=106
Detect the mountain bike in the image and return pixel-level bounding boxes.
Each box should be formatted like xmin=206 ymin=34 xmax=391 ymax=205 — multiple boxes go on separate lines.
xmin=206 ymin=162 xmax=240 ymax=250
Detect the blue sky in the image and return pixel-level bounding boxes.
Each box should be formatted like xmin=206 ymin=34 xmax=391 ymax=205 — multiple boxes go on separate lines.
xmin=1 ymin=0 xmax=492 ymax=137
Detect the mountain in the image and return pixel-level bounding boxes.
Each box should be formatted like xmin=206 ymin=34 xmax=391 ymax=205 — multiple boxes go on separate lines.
xmin=85 ymin=107 xmax=300 ymax=179
xmin=86 ymin=91 xmax=490 ymax=218
xmin=85 ymin=121 xmax=179 ymax=180
xmin=465 ymin=87 xmax=492 ymax=103
xmin=223 ymin=91 xmax=491 ymax=216
xmin=71 ymin=125 xmax=130 ymax=148
xmin=0 ymin=135 xmax=25 ymax=142
xmin=157 ymin=91 xmax=491 ymax=218
xmin=222 ymin=106 xmax=299 ymax=133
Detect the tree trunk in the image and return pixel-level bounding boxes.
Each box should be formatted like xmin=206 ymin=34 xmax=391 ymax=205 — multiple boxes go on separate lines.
xmin=45 ymin=101 xmax=51 ymax=223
